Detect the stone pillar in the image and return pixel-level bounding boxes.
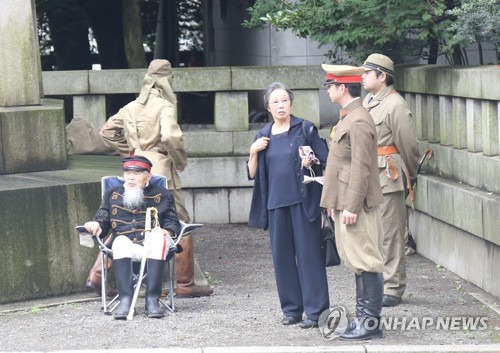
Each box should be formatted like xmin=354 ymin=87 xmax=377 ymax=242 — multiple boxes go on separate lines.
xmin=482 ymin=100 xmax=499 ymax=157
xmin=452 ymin=97 xmax=467 ymax=149
xmin=215 ymin=91 xmax=248 ymax=132
xmin=0 ymin=0 xmax=66 ymax=174
xmin=0 ymin=0 xmax=42 ymax=106
xmin=427 ymin=95 xmax=440 ymax=143
xmin=73 ymin=95 xmax=107 ymax=129
xmin=415 ymin=94 xmax=428 ymax=140
xmin=439 ymin=96 xmax=453 ymax=146
xmin=466 ymin=99 xmax=482 ymax=152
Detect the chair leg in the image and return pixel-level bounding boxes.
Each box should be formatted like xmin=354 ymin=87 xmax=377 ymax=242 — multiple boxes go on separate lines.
xmin=113 ymin=257 xmax=134 ymax=320
xmin=145 ymin=259 xmax=165 ymax=318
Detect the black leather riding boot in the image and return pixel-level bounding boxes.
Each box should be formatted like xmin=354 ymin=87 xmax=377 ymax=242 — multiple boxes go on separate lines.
xmin=343 ymin=274 xmax=363 ymax=334
xmin=113 ymin=258 xmax=133 ymax=320
xmin=340 ymin=272 xmax=383 ymax=340
xmin=145 ymin=259 xmax=165 ymax=318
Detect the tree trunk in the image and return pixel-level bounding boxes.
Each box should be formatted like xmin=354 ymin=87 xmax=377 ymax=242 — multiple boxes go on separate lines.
xmin=122 ymin=0 xmax=147 ymax=68
xmin=427 ymin=39 xmax=439 ymax=65
xmin=79 ymin=0 xmax=128 ymax=69
xmin=477 ymin=40 xmax=483 ymax=65
xmin=41 ymin=0 xmax=92 ymax=70
xmin=154 ymin=0 xmax=179 ymax=65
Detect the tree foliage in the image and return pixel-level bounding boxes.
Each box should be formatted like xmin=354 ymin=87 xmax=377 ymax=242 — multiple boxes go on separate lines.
xmin=446 ymin=0 xmax=499 ymax=63
xmin=243 ymin=0 xmax=478 ymax=64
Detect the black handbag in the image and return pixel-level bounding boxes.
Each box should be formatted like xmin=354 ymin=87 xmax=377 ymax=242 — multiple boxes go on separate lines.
xmin=321 ymin=211 xmax=341 ymax=267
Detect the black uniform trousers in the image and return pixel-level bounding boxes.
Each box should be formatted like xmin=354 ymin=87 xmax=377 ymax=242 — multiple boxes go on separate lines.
xmin=268 ymin=203 xmax=330 ymax=321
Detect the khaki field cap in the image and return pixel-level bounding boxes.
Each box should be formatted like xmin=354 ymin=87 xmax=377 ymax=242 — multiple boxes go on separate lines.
xmin=147 ymin=59 xmax=172 ymax=77
xmin=321 ymin=64 xmax=364 ymax=85
xmin=362 ymin=53 xmax=394 ymax=77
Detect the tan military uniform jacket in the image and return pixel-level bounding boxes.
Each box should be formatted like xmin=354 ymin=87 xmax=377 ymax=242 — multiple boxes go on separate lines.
xmin=100 ymin=88 xmax=187 ymax=190
xmin=363 ymin=85 xmax=419 ymax=194
xmin=320 ymin=99 xmax=384 ymax=214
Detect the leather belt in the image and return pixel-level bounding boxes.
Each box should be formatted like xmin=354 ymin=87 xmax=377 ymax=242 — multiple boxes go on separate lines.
xmin=377 ymin=145 xmax=415 ymax=209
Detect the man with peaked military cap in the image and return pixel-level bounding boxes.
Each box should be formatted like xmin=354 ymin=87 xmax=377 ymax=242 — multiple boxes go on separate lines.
xmin=360 ymin=53 xmax=420 ymax=307
xmin=94 ymin=59 xmax=213 ymax=298
xmin=84 ymin=155 xmax=181 ymax=319
xmin=320 ymin=64 xmax=385 ymax=340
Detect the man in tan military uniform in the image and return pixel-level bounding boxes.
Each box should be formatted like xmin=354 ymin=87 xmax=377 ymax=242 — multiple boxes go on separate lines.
xmin=361 ymin=54 xmax=420 ymax=307
xmin=96 ymin=59 xmax=212 ymax=298
xmin=320 ymin=64 xmax=385 ymax=340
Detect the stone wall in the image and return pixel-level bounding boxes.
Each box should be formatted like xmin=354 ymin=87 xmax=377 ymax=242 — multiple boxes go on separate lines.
xmin=395 ymin=65 xmax=499 ymax=298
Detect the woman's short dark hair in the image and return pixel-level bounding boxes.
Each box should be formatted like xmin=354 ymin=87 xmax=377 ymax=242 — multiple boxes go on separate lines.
xmin=374 ymin=70 xmax=394 ymax=86
xmin=263 ymin=82 xmax=294 ymax=109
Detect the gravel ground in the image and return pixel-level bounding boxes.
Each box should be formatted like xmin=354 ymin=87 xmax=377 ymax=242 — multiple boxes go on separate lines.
xmin=0 ymin=224 xmax=499 ymax=351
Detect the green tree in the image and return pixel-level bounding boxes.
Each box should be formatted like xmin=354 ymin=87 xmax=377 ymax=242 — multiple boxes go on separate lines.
xmin=243 ymin=0 xmax=464 ymax=64
xmin=446 ymin=0 xmax=499 ymax=64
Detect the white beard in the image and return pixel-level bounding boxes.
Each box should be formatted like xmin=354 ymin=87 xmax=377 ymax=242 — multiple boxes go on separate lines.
xmin=123 ymin=187 xmax=145 ymax=209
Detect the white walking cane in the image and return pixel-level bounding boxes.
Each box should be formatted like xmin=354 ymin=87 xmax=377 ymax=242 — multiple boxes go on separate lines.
xmin=127 ymin=207 xmax=157 ymax=321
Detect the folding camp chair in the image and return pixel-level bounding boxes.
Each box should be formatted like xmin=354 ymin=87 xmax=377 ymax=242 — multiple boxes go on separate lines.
xmin=76 ymin=175 xmax=202 ymax=317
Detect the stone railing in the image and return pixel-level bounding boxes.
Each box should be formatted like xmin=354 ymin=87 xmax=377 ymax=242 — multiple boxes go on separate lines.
xmin=395 ymin=65 xmax=499 ymax=298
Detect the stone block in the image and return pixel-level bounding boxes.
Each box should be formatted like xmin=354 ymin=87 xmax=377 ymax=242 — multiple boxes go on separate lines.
xmin=73 ymin=95 xmax=106 ymax=128
xmin=454 ymin=67 xmax=482 ymax=100
xmin=479 ymin=66 xmax=500 ymax=101
xmin=89 ymin=68 xmax=144 ymax=94
xmin=181 ymin=157 xmax=253 ymax=189
xmin=42 ymin=71 xmax=89 ymax=96
xmin=174 ymin=67 xmax=231 ymax=92
xmin=184 ymin=130 xmax=233 ymax=157
xmin=193 ymin=188 xmax=229 ymax=223
xmin=452 ymin=185 xmax=483 ymax=237
xmin=481 ymin=100 xmax=499 ymax=156
xmin=431 ymin=144 xmax=453 ymax=178
xmin=182 ymin=188 xmax=194 ymax=223
xmin=415 ymin=94 xmax=428 ymax=140
xmin=452 ymin=97 xmax=466 ymax=149
xmin=414 ymin=175 xmax=428 ymax=214
xmin=291 ymin=90 xmax=320 ymax=127
xmin=454 ymin=149 xmax=483 ymax=190
xmin=427 ymin=68 xmax=453 ymax=96
xmin=466 ymin=98 xmax=482 ymax=152
xmin=439 ymin=96 xmax=453 ymax=145
xmin=215 ymin=92 xmax=248 ymax=132
xmin=482 ymin=193 xmax=500 ymax=246
xmin=481 ymin=155 xmax=500 ymax=194
xmin=426 ymin=177 xmax=454 ymax=225
xmin=409 ymin=210 xmax=500 ymax=299
xmin=0 ymin=0 xmax=41 ymax=106
xmin=426 ymin=95 xmax=440 ymax=143
xmin=229 ymin=188 xmax=253 ymax=223
xmin=231 ymin=66 xmax=323 ymax=90
xmin=0 ymin=99 xmax=67 ymax=174
xmin=233 ymin=130 xmax=258 ymax=156
xmin=0 ymin=182 xmax=101 ymax=303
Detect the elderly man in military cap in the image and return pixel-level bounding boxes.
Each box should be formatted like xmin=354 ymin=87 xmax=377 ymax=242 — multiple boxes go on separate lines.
xmin=360 ymin=54 xmax=420 ymax=307
xmin=84 ymin=155 xmax=181 ymax=319
xmin=93 ymin=59 xmax=213 ymax=298
xmin=320 ymin=64 xmax=385 ymax=340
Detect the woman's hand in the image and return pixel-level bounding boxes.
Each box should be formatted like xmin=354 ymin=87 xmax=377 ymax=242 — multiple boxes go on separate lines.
xmin=250 ymin=137 xmax=270 ymax=155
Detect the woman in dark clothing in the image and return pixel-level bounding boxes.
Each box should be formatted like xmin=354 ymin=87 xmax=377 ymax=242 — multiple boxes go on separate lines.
xmin=248 ymin=82 xmax=330 ymax=329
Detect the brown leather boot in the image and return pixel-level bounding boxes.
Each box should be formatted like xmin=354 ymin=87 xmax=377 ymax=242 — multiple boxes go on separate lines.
xmin=175 ymin=234 xmax=213 ymax=298
xmin=86 ymin=251 xmax=117 ymax=297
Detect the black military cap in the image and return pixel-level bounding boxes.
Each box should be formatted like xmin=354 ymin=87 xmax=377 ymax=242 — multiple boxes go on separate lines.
xmin=122 ymin=155 xmax=153 ymax=172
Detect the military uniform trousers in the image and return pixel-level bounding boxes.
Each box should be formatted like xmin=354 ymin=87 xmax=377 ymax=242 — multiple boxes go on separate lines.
xmin=380 ymin=190 xmax=407 ymax=298
xmin=268 ymin=203 xmax=330 ymax=321
xmin=334 ymin=206 xmax=384 ymax=275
